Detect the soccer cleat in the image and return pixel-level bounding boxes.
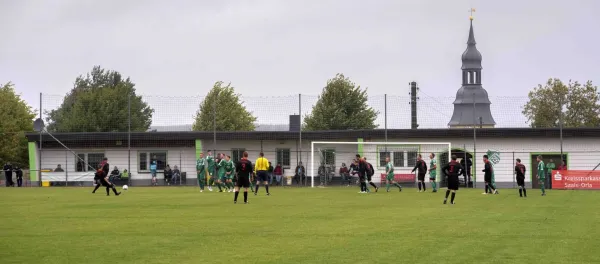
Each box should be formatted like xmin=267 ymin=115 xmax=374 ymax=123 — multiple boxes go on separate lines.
xmin=451 ymin=202 xmax=455 ymax=205
xmin=495 ymin=190 xmax=499 ymax=194
xmin=266 ymin=193 xmax=270 ymax=196
xmin=200 ymin=190 xmax=203 ymax=192
xmin=375 ymin=187 xmax=379 ymax=192
xmin=443 ymin=200 xmax=447 ymax=204
xmin=482 ymin=193 xmax=487 ymax=195
xmin=244 ymin=202 xmax=248 ymax=204
xmin=399 ymin=187 xmax=402 ymax=192
xmin=542 ymin=193 xmax=546 ymax=196
xmin=433 ymin=190 xmax=437 ymax=193
xmin=234 ymin=201 xmax=237 ymax=204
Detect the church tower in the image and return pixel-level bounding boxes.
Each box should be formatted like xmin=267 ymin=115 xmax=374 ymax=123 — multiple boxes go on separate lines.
xmin=448 ymin=16 xmax=496 ymax=128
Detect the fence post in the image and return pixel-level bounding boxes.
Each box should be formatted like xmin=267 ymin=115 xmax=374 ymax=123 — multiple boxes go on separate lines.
xmin=39 ymin=92 xmax=43 ymax=187
xmin=299 ymin=93 xmax=303 ymax=187
xmin=127 ymin=93 xmax=131 ymax=186
xmin=512 ymin=151 xmax=515 ymax=188
xmin=65 ymin=150 xmax=68 ymax=186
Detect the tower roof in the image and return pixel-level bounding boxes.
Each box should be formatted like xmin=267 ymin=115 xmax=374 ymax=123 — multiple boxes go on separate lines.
xmin=461 ymin=20 xmax=482 ymax=69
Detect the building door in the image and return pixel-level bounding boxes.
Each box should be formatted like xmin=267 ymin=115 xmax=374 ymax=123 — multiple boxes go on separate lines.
xmin=439 ymin=149 xmax=473 ymax=188
xmin=530 ymin=154 xmax=563 ymax=189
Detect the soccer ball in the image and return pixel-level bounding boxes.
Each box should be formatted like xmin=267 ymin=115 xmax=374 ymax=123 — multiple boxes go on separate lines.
xmin=122 ymin=185 xmax=129 ymax=190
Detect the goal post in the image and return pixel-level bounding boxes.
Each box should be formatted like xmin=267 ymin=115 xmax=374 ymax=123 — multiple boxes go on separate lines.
xmin=310 ymin=141 xmax=452 ymax=188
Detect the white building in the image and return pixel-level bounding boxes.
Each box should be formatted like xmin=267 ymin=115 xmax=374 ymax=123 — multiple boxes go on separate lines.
xmin=25 ymin=128 xmax=600 ymax=188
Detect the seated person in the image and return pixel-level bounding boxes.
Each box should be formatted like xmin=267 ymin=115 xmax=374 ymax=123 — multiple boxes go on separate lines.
xmin=54 ymin=164 xmax=64 ymax=172
xmin=171 ymin=166 xmax=181 ymax=184
xmin=339 ymin=163 xmax=350 ymax=186
xmin=164 ymin=165 xmax=173 ymax=185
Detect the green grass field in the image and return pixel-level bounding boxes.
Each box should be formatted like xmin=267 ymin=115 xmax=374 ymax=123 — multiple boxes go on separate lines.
xmin=1 ymin=186 xmax=599 ymax=264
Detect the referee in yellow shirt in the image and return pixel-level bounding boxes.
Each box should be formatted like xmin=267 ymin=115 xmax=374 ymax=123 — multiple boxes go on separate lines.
xmin=254 ymin=152 xmax=271 ymax=196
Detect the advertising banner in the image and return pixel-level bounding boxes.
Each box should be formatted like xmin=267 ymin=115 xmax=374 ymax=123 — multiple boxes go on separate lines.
xmin=551 ymin=170 xmax=600 ymax=190
xmin=380 ymin=173 xmax=415 ymax=184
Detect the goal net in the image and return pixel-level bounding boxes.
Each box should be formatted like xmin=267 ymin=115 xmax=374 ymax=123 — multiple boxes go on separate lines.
xmin=309 ymin=141 xmax=452 ymax=188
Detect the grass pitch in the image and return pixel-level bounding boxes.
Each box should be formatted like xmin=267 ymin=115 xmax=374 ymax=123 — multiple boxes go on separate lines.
xmin=1 ymin=186 xmax=599 ymax=264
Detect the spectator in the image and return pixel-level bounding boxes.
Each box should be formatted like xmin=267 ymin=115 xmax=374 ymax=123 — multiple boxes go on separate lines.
xmin=273 ymin=163 xmax=283 ymax=186
xmin=460 ymin=158 xmax=473 ymax=185
xmin=268 ymin=162 xmax=274 ymax=185
xmin=557 ymin=160 xmax=567 ymax=170
xmin=109 ymin=166 xmax=121 ymax=183
xmin=546 ymin=159 xmax=556 ymax=189
xmin=14 ymin=166 xmax=23 ymax=187
xmin=54 ymin=164 xmax=64 ymax=172
xmin=339 ymin=163 xmax=350 ymax=186
xmin=349 ymin=159 xmax=359 ymax=185
xmin=164 ymin=165 xmax=172 ymax=185
xmin=150 ymin=160 xmax=158 ymax=186
xmin=171 ymin=166 xmax=181 ymax=185
xmin=4 ymin=162 xmax=14 ymax=187
xmin=295 ymin=162 xmax=306 ymax=186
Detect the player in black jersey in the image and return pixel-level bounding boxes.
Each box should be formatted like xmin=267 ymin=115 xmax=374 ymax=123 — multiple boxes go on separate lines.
xmin=515 ymin=158 xmax=527 ymax=197
xmin=442 ymin=155 xmax=463 ymax=204
xmin=234 ymin=151 xmax=253 ymax=204
xmin=92 ymin=157 xmax=120 ymax=196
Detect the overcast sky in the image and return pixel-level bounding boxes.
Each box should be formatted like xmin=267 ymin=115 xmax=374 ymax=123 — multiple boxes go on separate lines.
xmin=1 ymin=0 xmax=599 ymax=127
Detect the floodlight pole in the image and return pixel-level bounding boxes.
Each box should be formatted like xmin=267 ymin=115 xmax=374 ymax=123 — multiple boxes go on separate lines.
xmin=128 ymin=93 xmax=131 ymax=186
xmin=384 ymin=94 xmax=388 ymax=152
xmin=559 ymin=95 xmax=564 ymax=160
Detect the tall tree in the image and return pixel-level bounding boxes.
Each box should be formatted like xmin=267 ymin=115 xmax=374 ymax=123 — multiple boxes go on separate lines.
xmin=304 ymin=73 xmax=378 ymax=131
xmin=0 ymin=83 xmax=36 ymax=167
xmin=46 ymin=66 xmax=154 ymax=132
xmin=523 ymin=78 xmax=600 ymax=128
xmin=192 ymin=81 xmax=257 ymax=131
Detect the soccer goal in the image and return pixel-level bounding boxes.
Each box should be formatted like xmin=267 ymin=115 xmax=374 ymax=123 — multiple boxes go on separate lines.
xmin=309 ymin=141 xmax=452 ymax=188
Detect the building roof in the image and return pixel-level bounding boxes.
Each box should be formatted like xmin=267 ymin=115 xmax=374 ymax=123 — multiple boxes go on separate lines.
xmin=25 ymin=128 xmax=600 ymax=146
xmin=461 ymin=20 xmax=483 ymax=70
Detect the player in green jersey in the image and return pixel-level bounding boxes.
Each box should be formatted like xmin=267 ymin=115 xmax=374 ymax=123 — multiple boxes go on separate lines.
xmin=384 ymin=156 xmax=402 ymax=192
xmin=537 ymin=155 xmax=546 ymax=196
xmin=224 ymin=155 xmax=235 ymax=192
xmin=428 ymin=153 xmax=438 ymax=192
xmin=216 ymin=154 xmax=228 ymax=192
xmin=206 ymin=150 xmax=216 ymax=191
xmin=196 ymin=153 xmax=207 ymax=192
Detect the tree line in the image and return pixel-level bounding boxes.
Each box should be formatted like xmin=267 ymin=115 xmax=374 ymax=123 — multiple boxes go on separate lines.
xmin=1 ymin=66 xmax=599 ymax=167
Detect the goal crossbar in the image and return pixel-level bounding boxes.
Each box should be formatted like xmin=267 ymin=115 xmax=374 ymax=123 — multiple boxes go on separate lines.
xmin=310 ymin=141 xmax=452 ymax=188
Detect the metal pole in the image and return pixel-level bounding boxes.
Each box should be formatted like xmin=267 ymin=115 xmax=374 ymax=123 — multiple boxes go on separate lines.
xmin=128 ymin=93 xmax=131 ymax=186
xmin=472 ymin=92 xmax=477 ymax=189
xmin=179 ymin=149 xmax=182 ymax=186
xmin=464 ymin=145 xmax=467 ymax=188
xmin=299 ymin=94 xmax=302 ymax=186
xmin=65 ymin=151 xmax=68 ymax=186
xmin=310 ymin=142 xmax=314 ymax=188
xmin=213 ymin=96 xmax=217 ymax=164
xmin=559 ymin=95 xmax=564 ymax=160
xmin=512 ymin=151 xmax=515 ymax=188
xmin=39 ymin=93 xmax=43 ymax=187
xmin=384 ymin=94 xmax=388 ymax=145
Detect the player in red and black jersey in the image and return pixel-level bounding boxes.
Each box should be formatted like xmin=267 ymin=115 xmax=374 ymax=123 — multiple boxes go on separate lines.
xmin=234 ymin=151 xmax=253 ymax=204
xmin=515 ymin=158 xmax=527 ymax=197
xmin=92 ymin=157 xmax=120 ymax=196
xmin=442 ymin=155 xmax=463 ymax=204
xmin=412 ymin=154 xmax=428 ymax=192
xmin=483 ymin=155 xmax=497 ymax=194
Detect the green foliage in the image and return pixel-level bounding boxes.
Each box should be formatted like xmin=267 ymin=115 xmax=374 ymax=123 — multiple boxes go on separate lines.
xmin=304 ymin=74 xmax=378 ymax=131
xmin=0 ymin=83 xmax=36 ymax=167
xmin=46 ymin=66 xmax=154 ymax=132
xmin=192 ymin=82 xmax=257 ymax=131
xmin=523 ymin=78 xmax=600 ymax=128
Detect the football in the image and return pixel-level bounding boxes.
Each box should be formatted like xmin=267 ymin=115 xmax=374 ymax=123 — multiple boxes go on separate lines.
xmin=122 ymin=185 xmax=128 ymax=190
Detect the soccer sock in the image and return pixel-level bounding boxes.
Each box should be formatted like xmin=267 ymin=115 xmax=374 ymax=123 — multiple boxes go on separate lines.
xmin=451 ymin=192 xmax=456 ymax=203
xmin=234 ymin=191 xmax=239 ymax=201
xmin=199 ymin=179 xmax=205 ymax=190
xmin=217 ymin=183 xmax=222 ymax=191
xmin=540 ymin=182 xmax=545 ymax=194
xmin=485 ymin=185 xmax=489 ymax=193
xmin=111 ymin=186 xmax=119 ymax=194
xmin=519 ymin=188 xmax=523 ymax=197
xmin=209 ymin=178 xmax=214 ymax=186
xmin=395 ymin=183 xmax=402 ymax=188
xmin=422 ymin=181 xmax=426 ymax=191
xmin=523 ymin=188 xmax=527 ymax=197
xmin=360 ymin=182 xmax=366 ymax=192
xmin=432 ymin=181 xmax=437 ymax=190
xmin=93 ymin=184 xmax=101 ymax=193
xmin=386 ymin=183 xmax=390 ymax=191
xmin=418 ymin=182 xmax=422 ymax=191
xmin=255 ymin=185 xmax=260 ymax=193
xmin=444 ymin=190 xmax=450 ymax=200
xmin=369 ymin=182 xmax=377 ymax=189
xmin=105 ymin=187 xmax=110 ymax=195
xmin=243 ymin=191 xmax=248 ymax=202
xmin=265 ymin=185 xmax=269 ymax=194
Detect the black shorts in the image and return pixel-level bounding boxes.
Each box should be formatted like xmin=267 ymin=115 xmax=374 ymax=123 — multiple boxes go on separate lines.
xmin=358 ymin=173 xmax=366 ymax=182
xmin=236 ymin=175 xmax=250 ymax=188
xmin=517 ymin=177 xmax=525 ymax=186
xmin=484 ymin=176 xmax=492 ymax=183
xmin=418 ymin=173 xmax=426 ymax=181
xmin=256 ymin=171 xmax=268 ymax=182
xmin=99 ymin=178 xmax=111 ymax=187
xmin=366 ymin=174 xmax=373 ymax=182
xmin=447 ymin=175 xmax=459 ymax=190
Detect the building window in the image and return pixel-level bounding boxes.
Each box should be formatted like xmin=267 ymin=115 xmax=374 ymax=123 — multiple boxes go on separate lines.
xmin=231 ymin=148 xmax=245 ymax=163
xmin=379 ymin=151 xmax=390 ymax=167
xmin=393 ymin=151 xmax=405 ymax=167
xmin=320 ymin=149 xmax=335 ymax=166
xmin=276 ymin=149 xmax=291 ymax=169
xmin=407 ymin=151 xmax=418 ymax=167
xmin=75 ymin=153 xmax=105 ymax=172
xmin=138 ymin=151 xmax=167 ymax=172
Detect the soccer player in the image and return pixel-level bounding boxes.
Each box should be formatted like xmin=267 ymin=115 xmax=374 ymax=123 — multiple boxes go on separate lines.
xmin=429 ymin=153 xmax=438 ymax=192
xmin=216 ymin=154 xmax=228 ymax=192
xmin=537 ymin=155 xmax=546 ymax=196
xmin=515 ymin=158 xmax=527 ymax=197
xmin=92 ymin=157 xmax=120 ymax=196
xmin=206 ymin=150 xmax=216 ymax=191
xmin=442 ymin=155 xmax=463 ymax=204
xmin=234 ymin=151 xmax=253 ymax=204
xmin=356 ymin=155 xmax=368 ymax=193
xmin=482 ymin=155 xmax=498 ymax=194
xmin=196 ymin=153 xmax=206 ymax=192
xmin=364 ymin=157 xmax=378 ymax=192
xmin=225 ymin=155 xmax=235 ymax=192
xmin=412 ymin=154 xmax=427 ymax=192
xmin=254 ymin=152 xmax=270 ymax=196
xmin=384 ymin=156 xmax=402 ymax=192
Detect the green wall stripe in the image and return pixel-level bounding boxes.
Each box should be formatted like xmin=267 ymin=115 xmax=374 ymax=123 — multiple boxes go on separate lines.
xmin=357 ymin=138 xmax=364 ymax=156
xmin=195 ymin=140 xmax=202 ymax=159
xmin=28 ymin=142 xmax=37 ymax=181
